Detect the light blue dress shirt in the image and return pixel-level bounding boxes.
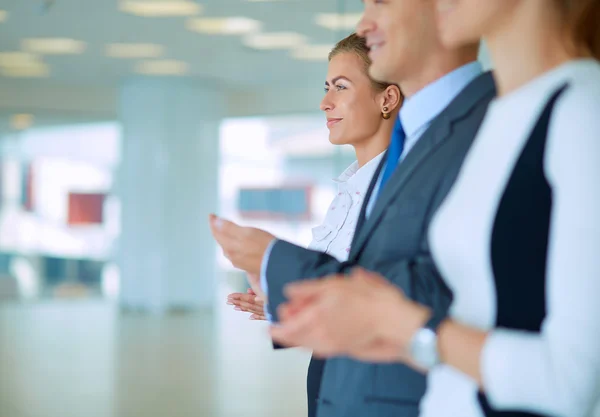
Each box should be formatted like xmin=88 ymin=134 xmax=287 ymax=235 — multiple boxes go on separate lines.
xmin=261 ymin=61 xmax=484 ymax=321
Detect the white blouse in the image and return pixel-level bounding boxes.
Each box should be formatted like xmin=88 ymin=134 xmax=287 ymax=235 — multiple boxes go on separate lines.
xmin=424 ymin=59 xmax=600 ymax=417
xmin=308 ymin=152 xmax=384 ymax=261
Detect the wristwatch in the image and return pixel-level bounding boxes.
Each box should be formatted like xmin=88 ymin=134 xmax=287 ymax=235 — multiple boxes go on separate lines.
xmin=408 ymin=314 xmax=445 ymax=370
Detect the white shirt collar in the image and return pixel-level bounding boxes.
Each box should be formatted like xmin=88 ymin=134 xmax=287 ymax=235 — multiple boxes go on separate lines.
xmin=400 ymin=61 xmax=484 ymax=138
xmin=333 ymin=151 xmax=385 ymax=192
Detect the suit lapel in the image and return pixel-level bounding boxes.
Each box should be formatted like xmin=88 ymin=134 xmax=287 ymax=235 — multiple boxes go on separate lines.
xmin=354 ymin=153 xmax=386 ymax=236
xmin=348 ymin=72 xmax=496 ymax=259
xmin=349 ymin=117 xmax=452 ymax=257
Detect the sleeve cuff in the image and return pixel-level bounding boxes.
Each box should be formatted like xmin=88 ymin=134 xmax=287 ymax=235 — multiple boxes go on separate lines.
xmin=260 ymin=239 xmax=278 ymax=323
xmin=481 ymin=328 xmax=546 ymax=412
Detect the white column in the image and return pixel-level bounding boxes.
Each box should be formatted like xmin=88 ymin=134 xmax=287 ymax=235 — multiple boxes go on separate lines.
xmin=117 ymin=78 xmax=223 ymax=313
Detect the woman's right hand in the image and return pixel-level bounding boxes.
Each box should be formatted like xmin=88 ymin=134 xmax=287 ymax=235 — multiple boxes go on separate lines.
xmin=227 ymin=288 xmax=267 ymax=321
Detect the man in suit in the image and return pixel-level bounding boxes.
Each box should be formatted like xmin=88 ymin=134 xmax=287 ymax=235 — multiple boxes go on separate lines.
xmin=209 ymin=1 xmax=496 ymax=416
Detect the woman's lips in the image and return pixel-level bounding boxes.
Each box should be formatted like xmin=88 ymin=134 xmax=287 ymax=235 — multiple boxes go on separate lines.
xmin=327 ymin=118 xmax=342 ymax=128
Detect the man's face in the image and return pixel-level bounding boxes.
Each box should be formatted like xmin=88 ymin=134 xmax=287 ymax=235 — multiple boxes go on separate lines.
xmin=358 ymin=0 xmax=439 ymax=85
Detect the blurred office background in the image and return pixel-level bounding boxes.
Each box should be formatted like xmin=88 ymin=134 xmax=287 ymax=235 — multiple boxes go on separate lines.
xmin=0 ymin=1 xmax=535 ymax=417
xmin=0 ymin=1 xmax=374 ymax=416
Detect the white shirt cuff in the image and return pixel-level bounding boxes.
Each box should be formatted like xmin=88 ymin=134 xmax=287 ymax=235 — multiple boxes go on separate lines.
xmin=260 ymin=239 xmax=278 ymax=322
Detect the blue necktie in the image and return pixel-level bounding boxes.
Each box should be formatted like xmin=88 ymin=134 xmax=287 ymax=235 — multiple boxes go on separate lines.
xmin=379 ymin=116 xmax=406 ymax=193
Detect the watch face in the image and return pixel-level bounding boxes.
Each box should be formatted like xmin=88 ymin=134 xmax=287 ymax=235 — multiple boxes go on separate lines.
xmin=409 ymin=328 xmax=439 ymax=369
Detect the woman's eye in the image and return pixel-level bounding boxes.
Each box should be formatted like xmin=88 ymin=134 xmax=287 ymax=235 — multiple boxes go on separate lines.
xmin=335 ymin=85 xmax=346 ymax=91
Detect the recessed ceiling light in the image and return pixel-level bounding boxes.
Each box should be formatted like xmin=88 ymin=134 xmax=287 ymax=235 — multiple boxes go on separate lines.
xmin=243 ymin=32 xmax=306 ymax=50
xmin=315 ymin=13 xmax=363 ymax=31
xmin=291 ymin=44 xmax=333 ymax=61
xmin=119 ymin=1 xmax=202 ymax=17
xmin=0 ymin=10 xmax=8 ymax=22
xmin=186 ymin=17 xmax=261 ymax=35
xmin=1 ymin=64 xmax=50 ymax=78
xmin=0 ymin=52 xmax=41 ymax=66
xmin=0 ymin=52 xmax=49 ymax=77
xmin=106 ymin=43 xmax=164 ymax=58
xmin=21 ymin=38 xmax=87 ymax=55
xmin=11 ymin=114 xmax=34 ymax=130
xmin=134 ymin=59 xmax=189 ymax=75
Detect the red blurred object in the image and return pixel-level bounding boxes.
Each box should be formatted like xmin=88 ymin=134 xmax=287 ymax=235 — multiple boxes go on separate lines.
xmin=23 ymin=163 xmax=34 ymax=212
xmin=68 ymin=193 xmax=105 ymax=225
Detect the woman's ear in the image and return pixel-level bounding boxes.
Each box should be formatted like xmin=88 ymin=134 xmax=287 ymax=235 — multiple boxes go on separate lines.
xmin=380 ymin=85 xmax=403 ymax=113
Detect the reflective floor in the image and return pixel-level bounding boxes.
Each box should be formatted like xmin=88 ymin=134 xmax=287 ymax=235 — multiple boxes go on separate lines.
xmin=0 ymin=289 xmax=311 ymax=417
xmin=4 ymin=294 xmax=600 ymax=417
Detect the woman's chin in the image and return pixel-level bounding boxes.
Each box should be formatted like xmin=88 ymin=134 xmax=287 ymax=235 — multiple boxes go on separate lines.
xmin=329 ymin=135 xmax=350 ymax=146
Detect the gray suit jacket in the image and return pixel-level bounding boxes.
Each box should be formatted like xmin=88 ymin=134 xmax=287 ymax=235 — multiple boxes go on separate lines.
xmin=266 ymin=72 xmax=496 ymax=417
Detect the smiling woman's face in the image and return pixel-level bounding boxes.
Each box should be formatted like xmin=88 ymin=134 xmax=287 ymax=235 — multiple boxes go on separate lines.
xmin=320 ymin=52 xmax=387 ymax=146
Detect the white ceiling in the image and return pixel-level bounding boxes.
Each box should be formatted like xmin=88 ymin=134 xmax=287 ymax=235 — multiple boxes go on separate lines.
xmin=0 ymin=0 xmax=360 ymax=88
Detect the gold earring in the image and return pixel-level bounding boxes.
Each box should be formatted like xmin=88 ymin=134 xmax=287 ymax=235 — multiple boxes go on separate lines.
xmin=382 ymin=106 xmax=390 ymax=120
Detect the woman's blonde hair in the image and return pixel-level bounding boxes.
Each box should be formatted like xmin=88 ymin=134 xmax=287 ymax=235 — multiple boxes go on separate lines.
xmin=328 ymin=33 xmax=396 ymax=93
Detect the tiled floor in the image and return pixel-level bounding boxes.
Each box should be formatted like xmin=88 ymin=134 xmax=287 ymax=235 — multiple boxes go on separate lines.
xmin=0 ymin=291 xmax=311 ymax=417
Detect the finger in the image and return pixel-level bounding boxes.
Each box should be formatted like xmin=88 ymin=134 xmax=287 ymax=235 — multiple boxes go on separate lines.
xmin=278 ymin=297 xmax=315 ymax=322
xmin=209 ymin=216 xmax=241 ymax=255
xmin=346 ymin=338 xmax=409 ymax=364
xmin=271 ymin=303 xmax=321 ymax=346
xmin=226 ymin=293 xmax=244 ymax=306
xmin=227 ymin=293 xmax=253 ymax=307
xmin=250 ymin=314 xmax=267 ymax=321
xmin=350 ymin=267 xmax=388 ymax=285
xmin=228 ymin=293 xmax=256 ymax=303
xmin=227 ymin=292 xmax=247 ymax=299
xmin=278 ymin=302 xmax=293 ymax=321
xmin=247 ymin=288 xmax=256 ymax=295
xmin=209 ymin=214 xmax=242 ymax=239
xmin=208 ymin=214 xmax=226 ymax=242
xmin=228 ymin=293 xmax=265 ymax=313
xmin=270 ymin=321 xmax=313 ymax=348
xmin=238 ymin=301 xmax=264 ymax=314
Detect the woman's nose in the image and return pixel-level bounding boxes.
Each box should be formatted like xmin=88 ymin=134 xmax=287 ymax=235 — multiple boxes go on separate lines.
xmin=320 ymin=92 xmax=334 ymax=112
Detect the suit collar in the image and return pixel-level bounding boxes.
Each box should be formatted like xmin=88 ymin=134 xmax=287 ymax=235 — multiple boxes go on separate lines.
xmin=400 ymin=61 xmax=483 ymax=138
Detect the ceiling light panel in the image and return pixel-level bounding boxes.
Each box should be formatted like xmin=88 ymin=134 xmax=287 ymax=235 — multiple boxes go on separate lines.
xmin=0 ymin=52 xmax=50 ymax=77
xmin=11 ymin=114 xmax=35 ymax=130
xmin=315 ymin=13 xmax=363 ymax=31
xmin=21 ymin=38 xmax=87 ymax=55
xmin=106 ymin=43 xmax=164 ymax=58
xmin=134 ymin=59 xmax=189 ymax=75
xmin=186 ymin=17 xmax=261 ymax=35
xmin=0 ymin=52 xmax=41 ymax=66
xmin=243 ymin=32 xmax=306 ymax=50
xmin=119 ymin=1 xmax=202 ymax=17
xmin=1 ymin=64 xmax=50 ymax=78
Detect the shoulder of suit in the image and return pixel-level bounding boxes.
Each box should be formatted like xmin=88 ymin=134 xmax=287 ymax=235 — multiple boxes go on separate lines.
xmin=434 ymin=71 xmax=497 ymax=125
xmin=454 ymin=71 xmax=496 ymax=106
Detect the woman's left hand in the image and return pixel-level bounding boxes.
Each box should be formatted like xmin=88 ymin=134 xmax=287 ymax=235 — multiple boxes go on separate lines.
xmin=227 ymin=289 xmax=266 ymax=320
